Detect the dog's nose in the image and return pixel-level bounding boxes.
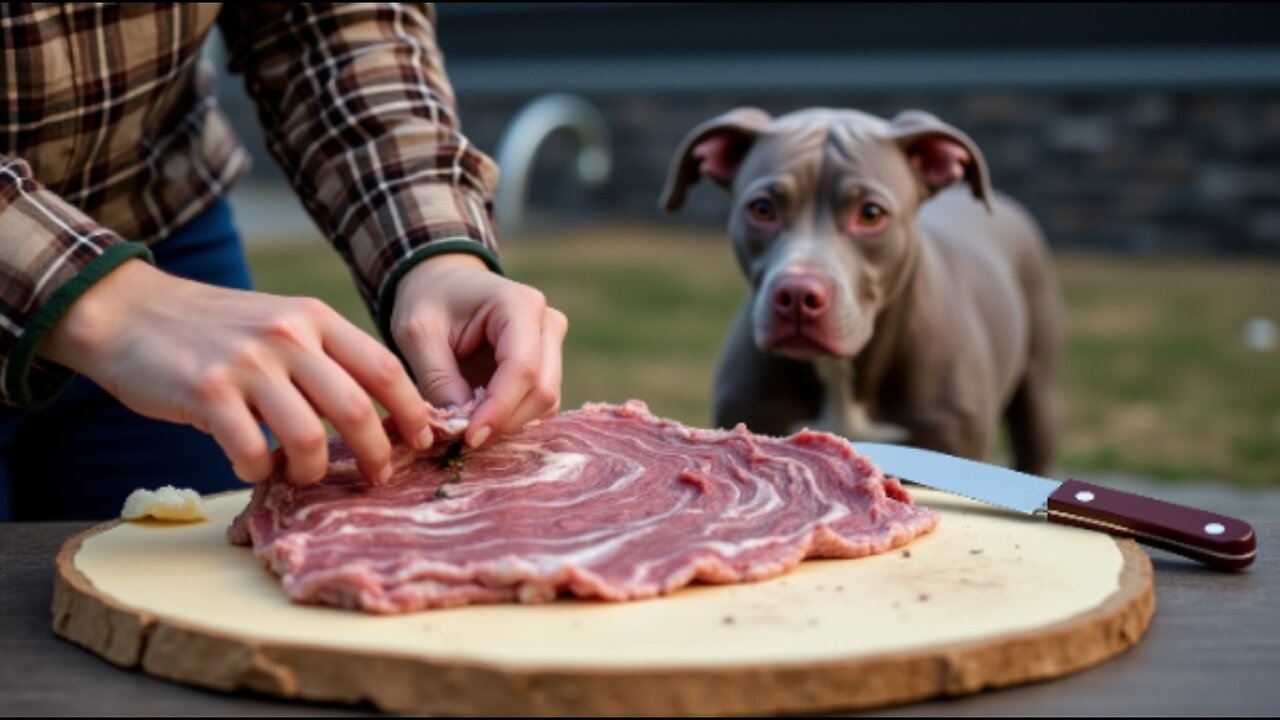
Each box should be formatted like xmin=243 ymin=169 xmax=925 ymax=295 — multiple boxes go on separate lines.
xmin=772 ymin=274 xmax=831 ymax=320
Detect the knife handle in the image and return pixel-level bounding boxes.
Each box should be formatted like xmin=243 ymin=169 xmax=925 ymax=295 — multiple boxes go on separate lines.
xmin=1047 ymin=479 xmax=1257 ymax=570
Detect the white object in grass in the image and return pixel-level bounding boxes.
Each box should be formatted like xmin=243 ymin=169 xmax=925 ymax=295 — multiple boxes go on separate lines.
xmin=1243 ymin=317 xmax=1276 ymax=352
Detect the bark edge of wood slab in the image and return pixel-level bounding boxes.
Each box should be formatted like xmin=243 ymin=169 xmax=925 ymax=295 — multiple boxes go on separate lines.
xmin=51 ymin=491 xmax=1156 ymax=716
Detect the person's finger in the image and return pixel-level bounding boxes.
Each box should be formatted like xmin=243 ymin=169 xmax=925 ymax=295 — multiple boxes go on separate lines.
xmin=393 ymin=312 xmax=476 ymax=410
xmin=203 ymin=398 xmax=275 ymax=482
xmin=290 ymin=352 xmax=392 ymax=485
xmin=495 ymin=308 xmax=567 ymax=436
xmin=249 ymin=375 xmax=330 ymax=485
xmin=321 ymin=315 xmax=434 ymax=451
xmin=466 ymin=292 xmax=547 ymax=448
xmin=537 ymin=308 xmax=568 ymax=419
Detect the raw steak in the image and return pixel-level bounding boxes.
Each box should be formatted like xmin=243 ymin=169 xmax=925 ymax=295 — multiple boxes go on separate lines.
xmin=228 ymin=401 xmax=939 ymax=614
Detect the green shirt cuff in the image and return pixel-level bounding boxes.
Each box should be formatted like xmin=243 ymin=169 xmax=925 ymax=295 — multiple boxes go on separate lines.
xmin=376 ymin=239 xmax=504 ymax=354
xmin=8 ymin=243 xmax=155 ymax=408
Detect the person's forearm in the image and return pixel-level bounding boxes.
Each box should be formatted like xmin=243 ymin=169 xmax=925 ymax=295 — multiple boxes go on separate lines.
xmin=37 ymin=258 xmax=148 ymax=377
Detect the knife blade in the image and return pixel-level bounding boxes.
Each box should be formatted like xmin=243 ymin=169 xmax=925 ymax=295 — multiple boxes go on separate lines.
xmin=853 ymin=442 xmax=1257 ymax=570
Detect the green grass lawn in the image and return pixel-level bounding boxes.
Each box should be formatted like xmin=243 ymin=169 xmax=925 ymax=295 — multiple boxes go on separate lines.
xmin=247 ymin=224 xmax=1280 ymax=488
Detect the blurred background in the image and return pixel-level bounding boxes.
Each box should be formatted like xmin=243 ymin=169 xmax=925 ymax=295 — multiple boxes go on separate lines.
xmin=213 ymin=4 xmax=1279 ymax=491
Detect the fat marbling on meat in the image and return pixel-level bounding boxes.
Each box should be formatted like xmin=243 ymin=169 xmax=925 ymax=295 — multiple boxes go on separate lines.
xmin=228 ymin=400 xmax=939 ymax=614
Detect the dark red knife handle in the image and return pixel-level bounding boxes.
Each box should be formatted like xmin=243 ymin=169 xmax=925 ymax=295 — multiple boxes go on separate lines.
xmin=1047 ymin=479 xmax=1256 ymax=570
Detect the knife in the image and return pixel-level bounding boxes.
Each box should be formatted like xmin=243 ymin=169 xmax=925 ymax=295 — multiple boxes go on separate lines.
xmin=853 ymin=442 xmax=1257 ymax=570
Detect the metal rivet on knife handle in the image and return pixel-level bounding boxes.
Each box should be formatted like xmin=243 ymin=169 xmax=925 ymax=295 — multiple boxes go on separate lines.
xmin=1046 ymin=479 xmax=1258 ymax=570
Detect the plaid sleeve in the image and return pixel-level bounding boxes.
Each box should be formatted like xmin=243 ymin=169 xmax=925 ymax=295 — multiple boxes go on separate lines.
xmin=0 ymin=158 xmax=153 ymax=408
xmin=220 ymin=3 xmax=503 ymax=344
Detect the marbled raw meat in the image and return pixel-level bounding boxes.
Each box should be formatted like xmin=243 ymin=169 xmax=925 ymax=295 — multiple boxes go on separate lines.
xmin=228 ymin=401 xmax=939 ymax=614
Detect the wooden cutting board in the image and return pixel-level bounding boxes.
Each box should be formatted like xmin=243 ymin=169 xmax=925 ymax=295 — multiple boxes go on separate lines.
xmin=53 ymin=489 xmax=1153 ymax=716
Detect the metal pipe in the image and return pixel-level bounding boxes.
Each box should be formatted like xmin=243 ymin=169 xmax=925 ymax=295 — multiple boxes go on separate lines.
xmin=494 ymin=93 xmax=612 ymax=235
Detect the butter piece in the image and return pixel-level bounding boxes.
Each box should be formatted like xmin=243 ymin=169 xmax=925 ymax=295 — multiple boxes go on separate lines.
xmin=121 ymin=486 xmax=209 ymax=522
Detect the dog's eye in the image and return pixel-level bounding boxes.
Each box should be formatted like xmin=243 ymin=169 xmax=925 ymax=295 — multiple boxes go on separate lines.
xmin=747 ymin=198 xmax=778 ymax=224
xmin=854 ymin=202 xmax=887 ymax=228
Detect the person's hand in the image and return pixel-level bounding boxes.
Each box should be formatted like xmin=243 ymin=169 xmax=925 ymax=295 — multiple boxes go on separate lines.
xmin=390 ymin=253 xmax=568 ymax=449
xmin=38 ymin=260 xmax=434 ymax=486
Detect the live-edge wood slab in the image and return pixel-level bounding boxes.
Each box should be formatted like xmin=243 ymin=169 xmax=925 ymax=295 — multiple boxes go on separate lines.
xmin=52 ymin=489 xmax=1154 ymax=715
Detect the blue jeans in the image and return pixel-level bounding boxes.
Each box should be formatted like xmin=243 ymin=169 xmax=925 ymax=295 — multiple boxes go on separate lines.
xmin=0 ymin=199 xmax=252 ymax=521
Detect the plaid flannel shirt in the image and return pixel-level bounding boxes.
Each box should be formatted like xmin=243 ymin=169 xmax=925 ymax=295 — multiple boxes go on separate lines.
xmin=0 ymin=3 xmax=501 ymax=408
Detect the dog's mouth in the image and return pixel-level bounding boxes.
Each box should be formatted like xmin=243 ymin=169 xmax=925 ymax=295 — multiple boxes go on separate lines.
xmin=760 ymin=316 xmax=873 ymax=359
xmin=763 ymin=329 xmax=847 ymax=359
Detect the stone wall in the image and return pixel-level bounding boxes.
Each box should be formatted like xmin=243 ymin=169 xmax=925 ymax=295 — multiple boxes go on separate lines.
xmin=210 ymin=2 xmax=1280 ymax=257
xmin=449 ymin=89 xmax=1280 ymax=255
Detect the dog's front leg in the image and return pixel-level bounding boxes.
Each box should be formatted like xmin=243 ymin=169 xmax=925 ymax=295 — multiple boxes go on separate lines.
xmin=713 ymin=303 xmax=825 ymax=435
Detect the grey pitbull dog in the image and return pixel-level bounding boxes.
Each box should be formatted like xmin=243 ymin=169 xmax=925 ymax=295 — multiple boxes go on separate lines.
xmin=661 ymin=108 xmax=1061 ymax=474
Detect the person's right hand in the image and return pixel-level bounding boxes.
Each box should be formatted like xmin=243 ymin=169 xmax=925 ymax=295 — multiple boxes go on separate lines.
xmin=38 ymin=259 xmax=434 ymax=486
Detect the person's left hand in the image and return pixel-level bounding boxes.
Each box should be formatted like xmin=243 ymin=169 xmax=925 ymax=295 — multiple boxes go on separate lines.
xmin=390 ymin=253 xmax=568 ymax=449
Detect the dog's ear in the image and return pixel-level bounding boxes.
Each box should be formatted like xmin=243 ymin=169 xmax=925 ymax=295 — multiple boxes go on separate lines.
xmin=888 ymin=110 xmax=993 ymax=212
xmin=660 ymin=107 xmax=773 ymax=212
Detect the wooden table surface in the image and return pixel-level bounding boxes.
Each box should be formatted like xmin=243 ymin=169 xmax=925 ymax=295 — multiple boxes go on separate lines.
xmin=1 ymin=519 xmax=1274 ymax=716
